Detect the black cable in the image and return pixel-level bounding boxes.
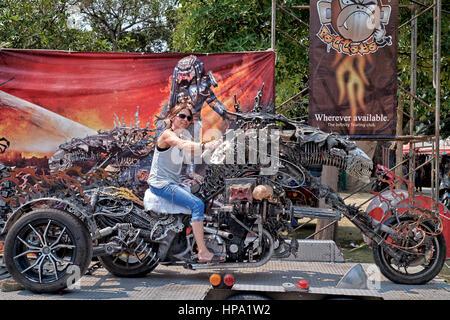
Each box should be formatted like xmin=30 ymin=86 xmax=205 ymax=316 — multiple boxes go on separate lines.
xmin=408 ymin=0 xmax=450 ymax=15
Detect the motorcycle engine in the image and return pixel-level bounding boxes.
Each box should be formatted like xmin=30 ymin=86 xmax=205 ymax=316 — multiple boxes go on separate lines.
xmin=212 ymin=177 xmax=275 ymax=262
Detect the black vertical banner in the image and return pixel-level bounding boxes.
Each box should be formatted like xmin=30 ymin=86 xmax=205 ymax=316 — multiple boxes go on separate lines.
xmin=309 ymin=0 xmax=398 ymax=138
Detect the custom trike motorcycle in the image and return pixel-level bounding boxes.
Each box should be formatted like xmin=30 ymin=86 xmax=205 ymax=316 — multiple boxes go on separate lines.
xmin=0 ymin=90 xmax=446 ymax=293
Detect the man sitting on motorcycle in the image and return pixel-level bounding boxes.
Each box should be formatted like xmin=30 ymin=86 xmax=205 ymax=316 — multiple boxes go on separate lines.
xmin=147 ymin=102 xmax=223 ymax=263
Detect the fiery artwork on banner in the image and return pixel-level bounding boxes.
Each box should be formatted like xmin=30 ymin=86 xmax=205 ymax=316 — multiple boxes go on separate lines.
xmin=0 ymin=50 xmax=275 ymax=169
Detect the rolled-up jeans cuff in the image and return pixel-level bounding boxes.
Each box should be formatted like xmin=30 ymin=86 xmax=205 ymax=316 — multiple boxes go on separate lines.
xmin=191 ymin=214 xmax=204 ymax=222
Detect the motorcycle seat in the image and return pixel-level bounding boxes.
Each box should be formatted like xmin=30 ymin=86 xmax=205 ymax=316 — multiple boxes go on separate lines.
xmin=143 ymin=188 xmax=191 ymax=215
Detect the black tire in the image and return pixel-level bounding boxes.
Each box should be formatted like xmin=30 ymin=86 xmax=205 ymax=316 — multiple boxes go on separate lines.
xmin=4 ymin=209 xmax=92 ymax=293
xmin=372 ymin=216 xmax=446 ymax=285
xmin=98 ymin=243 xmax=159 ymax=277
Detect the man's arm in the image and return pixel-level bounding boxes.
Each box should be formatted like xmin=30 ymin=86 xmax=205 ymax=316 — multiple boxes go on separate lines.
xmin=206 ymin=93 xmax=227 ymax=117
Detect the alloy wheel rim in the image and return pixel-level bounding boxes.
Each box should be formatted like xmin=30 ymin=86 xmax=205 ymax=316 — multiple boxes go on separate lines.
xmin=13 ymin=219 xmax=77 ymax=284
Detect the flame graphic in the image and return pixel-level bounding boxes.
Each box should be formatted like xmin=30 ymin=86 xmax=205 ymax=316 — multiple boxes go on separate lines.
xmin=333 ymin=54 xmax=372 ymax=134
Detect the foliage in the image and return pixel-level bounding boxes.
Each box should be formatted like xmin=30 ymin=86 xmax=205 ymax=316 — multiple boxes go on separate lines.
xmin=0 ymin=0 xmax=100 ymax=51
xmin=76 ymin=0 xmax=178 ymax=52
xmin=396 ymin=1 xmax=450 ymax=138
xmin=172 ymin=0 xmax=270 ymax=52
xmin=0 ymin=0 xmax=178 ymax=52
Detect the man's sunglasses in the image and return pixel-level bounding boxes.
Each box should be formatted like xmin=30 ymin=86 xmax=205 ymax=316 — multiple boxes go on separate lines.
xmin=177 ymin=113 xmax=192 ymax=122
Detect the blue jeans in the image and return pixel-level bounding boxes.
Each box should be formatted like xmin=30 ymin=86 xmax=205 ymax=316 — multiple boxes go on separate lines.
xmin=150 ymin=183 xmax=205 ymax=222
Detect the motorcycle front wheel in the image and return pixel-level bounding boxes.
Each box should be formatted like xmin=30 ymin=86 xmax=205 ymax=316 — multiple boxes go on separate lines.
xmin=4 ymin=209 xmax=92 ymax=293
xmin=372 ymin=216 xmax=446 ymax=285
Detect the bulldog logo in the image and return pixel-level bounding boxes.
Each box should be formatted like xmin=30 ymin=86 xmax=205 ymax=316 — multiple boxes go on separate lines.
xmin=316 ymin=0 xmax=392 ymax=55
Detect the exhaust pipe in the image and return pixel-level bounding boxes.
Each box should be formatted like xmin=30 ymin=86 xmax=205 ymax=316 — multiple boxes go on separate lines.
xmin=203 ymin=226 xmax=233 ymax=240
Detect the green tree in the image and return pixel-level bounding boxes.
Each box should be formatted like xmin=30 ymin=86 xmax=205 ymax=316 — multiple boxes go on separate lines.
xmin=76 ymin=0 xmax=178 ymax=52
xmin=0 ymin=0 xmax=103 ymax=51
xmin=0 ymin=0 xmax=178 ymax=53
xmin=396 ymin=1 xmax=449 ymax=138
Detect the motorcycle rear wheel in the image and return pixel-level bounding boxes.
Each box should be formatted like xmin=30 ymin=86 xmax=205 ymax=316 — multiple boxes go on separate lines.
xmin=4 ymin=209 xmax=92 ymax=293
xmin=372 ymin=216 xmax=446 ymax=285
xmin=99 ymin=243 xmax=159 ymax=277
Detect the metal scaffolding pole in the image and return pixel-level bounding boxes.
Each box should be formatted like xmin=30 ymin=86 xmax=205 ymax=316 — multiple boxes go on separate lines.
xmin=409 ymin=4 xmax=418 ymax=197
xmin=271 ymin=0 xmax=276 ymax=50
xmin=433 ymin=0 xmax=441 ymax=210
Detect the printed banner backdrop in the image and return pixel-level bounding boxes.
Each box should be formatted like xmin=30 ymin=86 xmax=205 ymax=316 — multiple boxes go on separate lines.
xmin=309 ymin=0 xmax=398 ymax=137
xmin=0 ymin=49 xmax=274 ymax=166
